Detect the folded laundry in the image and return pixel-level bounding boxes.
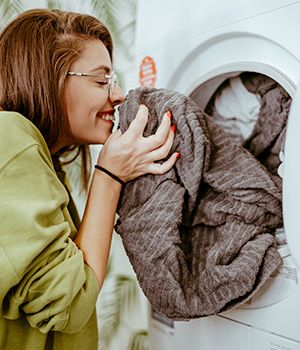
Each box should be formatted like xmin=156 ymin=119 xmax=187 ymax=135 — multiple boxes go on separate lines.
xmin=115 ymin=87 xmax=283 ymax=319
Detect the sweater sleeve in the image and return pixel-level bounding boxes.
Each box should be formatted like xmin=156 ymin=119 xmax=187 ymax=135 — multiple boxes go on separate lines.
xmin=0 ymin=144 xmax=99 ymax=334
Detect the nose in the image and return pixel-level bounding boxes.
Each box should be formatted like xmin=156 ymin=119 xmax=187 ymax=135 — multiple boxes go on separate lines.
xmin=108 ymin=84 xmax=125 ymax=106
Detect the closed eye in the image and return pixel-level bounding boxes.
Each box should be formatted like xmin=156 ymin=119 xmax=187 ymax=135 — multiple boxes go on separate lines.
xmin=96 ymin=81 xmax=109 ymax=87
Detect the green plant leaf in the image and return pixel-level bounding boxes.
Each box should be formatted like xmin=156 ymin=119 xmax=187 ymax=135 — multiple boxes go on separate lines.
xmin=0 ymin=0 xmax=23 ymax=29
xmin=90 ymin=0 xmax=137 ymax=63
xmin=97 ymin=274 xmax=137 ymax=349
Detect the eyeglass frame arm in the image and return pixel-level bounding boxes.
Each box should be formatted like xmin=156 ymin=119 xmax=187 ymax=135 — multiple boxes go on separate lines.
xmin=67 ymin=71 xmax=114 ymax=79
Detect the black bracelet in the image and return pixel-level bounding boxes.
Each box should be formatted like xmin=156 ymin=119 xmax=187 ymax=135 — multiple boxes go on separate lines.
xmin=94 ymin=165 xmax=125 ymax=186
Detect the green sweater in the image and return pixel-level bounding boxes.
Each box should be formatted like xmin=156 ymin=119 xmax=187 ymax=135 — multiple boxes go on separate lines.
xmin=0 ymin=112 xmax=99 ymax=349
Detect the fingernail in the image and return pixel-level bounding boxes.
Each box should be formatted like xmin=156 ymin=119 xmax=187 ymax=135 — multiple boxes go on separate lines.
xmin=175 ymin=152 xmax=180 ymax=159
xmin=171 ymin=124 xmax=176 ymax=133
xmin=165 ymin=110 xmax=172 ymax=119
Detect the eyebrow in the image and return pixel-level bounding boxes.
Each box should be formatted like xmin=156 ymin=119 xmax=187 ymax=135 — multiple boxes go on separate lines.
xmin=89 ymin=65 xmax=111 ymax=74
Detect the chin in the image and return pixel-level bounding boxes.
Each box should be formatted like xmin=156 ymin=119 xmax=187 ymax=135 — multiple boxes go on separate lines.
xmin=94 ymin=134 xmax=110 ymax=145
xmin=83 ymin=129 xmax=112 ymax=146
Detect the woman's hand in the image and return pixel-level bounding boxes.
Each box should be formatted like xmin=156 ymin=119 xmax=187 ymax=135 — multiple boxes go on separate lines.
xmin=97 ymin=104 xmax=179 ymax=183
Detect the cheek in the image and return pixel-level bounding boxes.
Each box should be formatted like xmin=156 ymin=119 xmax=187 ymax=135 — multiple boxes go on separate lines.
xmin=88 ymin=84 xmax=108 ymax=102
xmin=63 ymin=82 xmax=108 ymax=123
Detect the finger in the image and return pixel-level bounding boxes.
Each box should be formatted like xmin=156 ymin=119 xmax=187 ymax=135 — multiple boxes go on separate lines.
xmin=145 ymin=110 xmax=172 ymax=150
xmin=144 ymin=124 xmax=176 ymax=162
xmin=154 ymin=110 xmax=172 ymax=143
xmin=147 ymin=152 xmax=180 ymax=175
xmin=125 ymin=104 xmax=149 ymax=138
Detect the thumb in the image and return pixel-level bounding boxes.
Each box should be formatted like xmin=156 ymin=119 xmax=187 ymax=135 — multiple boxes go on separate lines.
xmin=125 ymin=104 xmax=149 ymax=138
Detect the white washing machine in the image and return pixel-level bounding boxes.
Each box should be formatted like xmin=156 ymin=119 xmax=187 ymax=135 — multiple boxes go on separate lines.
xmin=135 ymin=1 xmax=300 ymax=349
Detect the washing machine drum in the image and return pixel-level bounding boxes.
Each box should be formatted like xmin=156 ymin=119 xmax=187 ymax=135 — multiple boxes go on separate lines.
xmin=115 ymin=86 xmax=284 ymax=320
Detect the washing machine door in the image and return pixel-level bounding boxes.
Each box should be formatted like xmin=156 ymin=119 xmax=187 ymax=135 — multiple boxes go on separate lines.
xmin=150 ymin=26 xmax=300 ymax=307
xmin=282 ymin=82 xmax=300 ymax=270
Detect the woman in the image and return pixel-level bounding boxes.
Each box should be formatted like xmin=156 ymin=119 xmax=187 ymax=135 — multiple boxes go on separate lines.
xmin=0 ymin=9 xmax=178 ymax=349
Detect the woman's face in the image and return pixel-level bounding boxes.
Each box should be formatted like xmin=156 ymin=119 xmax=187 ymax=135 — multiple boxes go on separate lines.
xmin=60 ymin=39 xmax=124 ymax=148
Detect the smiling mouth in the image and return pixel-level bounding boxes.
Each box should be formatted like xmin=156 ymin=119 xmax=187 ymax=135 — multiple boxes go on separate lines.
xmin=97 ymin=114 xmax=115 ymax=122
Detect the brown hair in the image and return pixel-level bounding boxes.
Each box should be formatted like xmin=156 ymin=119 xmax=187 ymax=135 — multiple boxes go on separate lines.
xmin=0 ymin=9 xmax=113 ymax=189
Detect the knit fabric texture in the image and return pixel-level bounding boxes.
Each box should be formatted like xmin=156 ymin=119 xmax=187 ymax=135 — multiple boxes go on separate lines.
xmin=241 ymin=72 xmax=291 ymax=175
xmin=115 ymin=87 xmax=283 ymax=319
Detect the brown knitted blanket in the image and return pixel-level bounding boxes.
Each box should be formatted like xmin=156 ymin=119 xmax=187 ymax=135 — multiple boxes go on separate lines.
xmin=241 ymin=72 xmax=291 ymax=175
xmin=115 ymin=87 xmax=283 ymax=319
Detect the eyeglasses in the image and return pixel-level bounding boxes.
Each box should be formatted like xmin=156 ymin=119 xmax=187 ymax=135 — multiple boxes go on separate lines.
xmin=67 ymin=70 xmax=117 ymax=96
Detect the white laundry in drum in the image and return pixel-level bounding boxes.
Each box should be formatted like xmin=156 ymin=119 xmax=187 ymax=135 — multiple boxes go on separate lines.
xmin=211 ymin=76 xmax=260 ymax=142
